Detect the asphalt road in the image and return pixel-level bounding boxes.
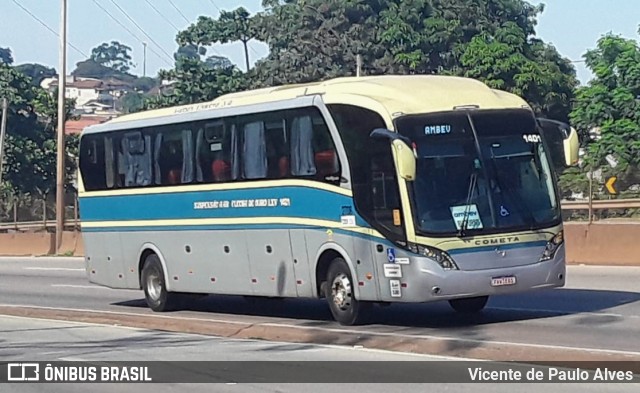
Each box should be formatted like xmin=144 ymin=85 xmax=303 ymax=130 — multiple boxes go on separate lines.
xmin=0 ymin=257 xmax=639 ymax=359
xmin=0 ymin=316 xmax=638 ymax=393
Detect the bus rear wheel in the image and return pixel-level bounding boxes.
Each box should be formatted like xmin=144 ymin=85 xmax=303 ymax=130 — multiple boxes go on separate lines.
xmin=449 ymin=296 xmax=488 ymax=313
xmin=141 ymin=254 xmax=178 ymax=312
xmin=325 ymin=258 xmax=368 ymax=325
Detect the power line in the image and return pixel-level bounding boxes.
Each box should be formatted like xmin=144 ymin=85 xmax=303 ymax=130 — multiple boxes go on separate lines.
xmin=9 ymin=0 xmax=88 ymax=58
xmin=208 ymin=0 xmax=222 ymax=12
xmin=107 ymin=0 xmax=175 ymax=64
xmin=167 ymin=0 xmax=191 ymax=25
xmin=91 ymin=0 xmax=172 ymax=67
xmin=142 ymin=0 xmax=223 ymax=58
xmin=143 ymin=0 xmax=180 ymax=31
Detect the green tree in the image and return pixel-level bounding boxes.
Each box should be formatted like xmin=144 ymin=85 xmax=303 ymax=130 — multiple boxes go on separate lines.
xmin=15 ymin=63 xmax=57 ymax=87
xmin=90 ymin=41 xmax=134 ymax=73
xmin=204 ymin=55 xmax=234 ymax=70
xmin=0 ymin=47 xmax=13 ymax=65
xmin=458 ymin=22 xmax=577 ymax=121
xmin=72 ymin=59 xmax=135 ymax=81
xmin=132 ymin=76 xmax=158 ymax=93
xmin=174 ymin=44 xmax=205 ymax=63
xmin=0 ymin=63 xmax=77 ymax=201
xmin=177 ymin=7 xmax=258 ymax=71
xmin=569 ymin=32 xmax=640 ymax=194
xmin=144 ymin=57 xmax=247 ymax=110
xmin=245 ymin=0 xmax=575 ymax=120
xmin=120 ymin=91 xmax=145 ymax=113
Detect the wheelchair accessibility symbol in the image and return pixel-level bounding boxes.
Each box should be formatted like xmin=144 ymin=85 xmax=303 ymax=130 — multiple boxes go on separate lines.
xmin=387 ymin=248 xmax=396 ymax=263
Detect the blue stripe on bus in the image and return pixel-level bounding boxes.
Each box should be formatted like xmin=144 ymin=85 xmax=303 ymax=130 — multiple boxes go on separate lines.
xmin=79 ymin=186 xmax=365 ymax=225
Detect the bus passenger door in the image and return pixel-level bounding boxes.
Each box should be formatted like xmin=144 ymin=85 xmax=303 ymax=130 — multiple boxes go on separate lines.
xmin=245 ymin=229 xmax=298 ymax=297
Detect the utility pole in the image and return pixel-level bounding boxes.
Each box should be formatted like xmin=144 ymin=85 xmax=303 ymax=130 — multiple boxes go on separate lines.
xmin=55 ymin=0 xmax=68 ymax=253
xmin=143 ymin=42 xmax=147 ymax=77
xmin=0 ymin=97 xmax=8 ymax=185
xmin=356 ymin=55 xmax=362 ymax=77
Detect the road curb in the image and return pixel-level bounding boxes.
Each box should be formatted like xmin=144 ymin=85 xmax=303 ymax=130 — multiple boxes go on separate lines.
xmin=1 ymin=305 xmax=639 ymax=363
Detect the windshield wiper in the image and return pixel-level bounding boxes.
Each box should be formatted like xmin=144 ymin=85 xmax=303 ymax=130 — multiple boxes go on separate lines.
xmin=459 ymin=163 xmax=479 ymax=237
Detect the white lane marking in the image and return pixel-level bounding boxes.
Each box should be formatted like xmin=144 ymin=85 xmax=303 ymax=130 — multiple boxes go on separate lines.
xmin=25 ymin=267 xmax=85 ymax=272
xmin=0 ymin=314 xmax=146 ymax=332
xmin=488 ymin=306 xmax=640 ymax=320
xmin=1 ymin=304 xmax=639 ymax=358
xmin=0 ymin=307 xmax=475 ymax=361
xmin=51 ymin=284 xmax=113 ymax=290
xmin=258 ymin=323 xmax=640 ymax=357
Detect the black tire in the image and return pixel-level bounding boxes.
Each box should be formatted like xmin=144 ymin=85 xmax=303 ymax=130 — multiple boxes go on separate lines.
xmin=449 ymin=296 xmax=489 ymax=313
xmin=325 ymin=257 xmax=369 ymax=325
xmin=141 ymin=254 xmax=178 ymax=312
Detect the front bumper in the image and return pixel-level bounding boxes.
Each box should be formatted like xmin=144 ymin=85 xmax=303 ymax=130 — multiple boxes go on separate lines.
xmin=378 ymin=244 xmax=565 ymax=302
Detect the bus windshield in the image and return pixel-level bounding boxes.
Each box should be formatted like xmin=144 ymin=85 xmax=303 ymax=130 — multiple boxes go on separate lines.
xmin=396 ymin=109 xmax=560 ymax=236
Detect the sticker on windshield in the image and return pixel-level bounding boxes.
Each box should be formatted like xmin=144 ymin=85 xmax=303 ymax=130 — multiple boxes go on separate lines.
xmin=500 ymin=205 xmax=510 ymax=217
xmin=450 ymin=204 xmax=484 ymax=230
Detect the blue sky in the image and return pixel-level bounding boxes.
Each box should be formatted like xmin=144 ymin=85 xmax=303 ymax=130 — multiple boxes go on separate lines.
xmin=1 ymin=0 xmax=639 ymax=84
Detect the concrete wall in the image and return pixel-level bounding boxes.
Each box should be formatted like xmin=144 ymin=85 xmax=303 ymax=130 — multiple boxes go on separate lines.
xmin=564 ymin=222 xmax=640 ymax=265
xmin=0 ymin=224 xmax=638 ymax=265
xmin=0 ymin=232 xmax=83 ymax=256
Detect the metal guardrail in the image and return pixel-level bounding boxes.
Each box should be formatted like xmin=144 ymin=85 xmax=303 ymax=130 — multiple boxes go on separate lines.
xmin=561 ymin=198 xmax=640 ymax=210
xmin=1 ymin=199 xmax=639 ymax=232
xmin=0 ymin=221 xmax=79 ymax=232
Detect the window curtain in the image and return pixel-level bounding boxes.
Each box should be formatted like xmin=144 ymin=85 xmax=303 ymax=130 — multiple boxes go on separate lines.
xmin=104 ymin=136 xmax=115 ymax=188
xmin=153 ymin=133 xmax=163 ymax=185
xmin=195 ymin=128 xmax=204 ymax=182
xmin=290 ymin=115 xmax=316 ymax=176
xmin=181 ymin=129 xmax=194 ymax=184
xmin=242 ymin=121 xmax=267 ymax=179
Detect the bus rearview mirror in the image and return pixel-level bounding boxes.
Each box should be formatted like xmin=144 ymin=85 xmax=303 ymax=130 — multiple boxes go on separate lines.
xmin=370 ymin=128 xmax=416 ymax=181
xmin=392 ymin=139 xmax=416 ymax=181
xmin=564 ymin=127 xmax=579 ymax=166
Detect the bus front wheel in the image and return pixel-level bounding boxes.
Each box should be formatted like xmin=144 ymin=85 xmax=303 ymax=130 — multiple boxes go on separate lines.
xmin=141 ymin=254 xmax=178 ymax=312
xmin=448 ymin=296 xmax=489 ymax=313
xmin=325 ymin=258 xmax=368 ymax=325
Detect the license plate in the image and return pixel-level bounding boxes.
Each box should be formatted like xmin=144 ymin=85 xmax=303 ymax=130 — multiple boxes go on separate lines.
xmin=491 ymin=276 xmax=516 ymax=287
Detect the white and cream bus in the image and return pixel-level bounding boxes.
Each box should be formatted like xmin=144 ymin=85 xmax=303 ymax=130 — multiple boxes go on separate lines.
xmin=78 ymin=75 xmax=579 ymax=325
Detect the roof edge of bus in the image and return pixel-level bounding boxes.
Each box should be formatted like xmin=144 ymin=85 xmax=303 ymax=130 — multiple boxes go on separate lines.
xmin=81 ymin=75 xmax=529 ymax=134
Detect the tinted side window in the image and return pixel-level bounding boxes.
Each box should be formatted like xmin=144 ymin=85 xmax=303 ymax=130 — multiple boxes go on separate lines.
xmin=235 ymin=107 xmax=341 ymax=184
xmin=79 ymin=135 xmax=106 ymax=191
xmin=80 ymin=107 xmax=341 ymax=190
xmin=328 ymin=105 xmax=404 ymax=240
xmin=195 ymin=119 xmax=238 ymax=183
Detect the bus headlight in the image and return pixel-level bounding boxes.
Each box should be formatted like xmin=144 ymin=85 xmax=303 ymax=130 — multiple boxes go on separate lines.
xmin=540 ymin=230 xmax=564 ymax=262
xmin=416 ymin=245 xmax=459 ymax=270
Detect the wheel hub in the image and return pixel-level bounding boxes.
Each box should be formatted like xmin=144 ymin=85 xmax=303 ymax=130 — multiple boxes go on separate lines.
xmin=146 ymin=272 xmax=161 ymax=301
xmin=331 ymin=273 xmax=352 ymax=310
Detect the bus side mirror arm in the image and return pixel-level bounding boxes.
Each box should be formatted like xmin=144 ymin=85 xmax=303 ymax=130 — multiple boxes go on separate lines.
xmin=369 ymin=128 xmax=416 ymax=181
xmin=370 ymin=128 xmax=412 ymax=145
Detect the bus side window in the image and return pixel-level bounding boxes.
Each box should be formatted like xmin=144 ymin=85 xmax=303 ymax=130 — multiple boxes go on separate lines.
xmin=156 ymin=127 xmax=183 ymax=185
xmin=265 ymin=118 xmax=289 ymax=179
xmin=194 ymin=119 xmax=241 ymax=183
xmin=119 ymin=131 xmax=153 ymax=188
xmin=79 ymin=135 xmax=107 ymax=191
xmin=289 ymin=109 xmax=340 ymax=185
